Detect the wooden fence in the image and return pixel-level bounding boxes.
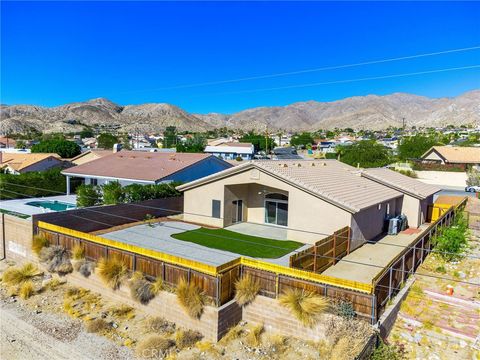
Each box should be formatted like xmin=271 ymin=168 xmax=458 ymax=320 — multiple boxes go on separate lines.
xmin=289 ymin=226 xmax=350 ymax=273
xmin=372 ymin=197 xmax=468 ymax=321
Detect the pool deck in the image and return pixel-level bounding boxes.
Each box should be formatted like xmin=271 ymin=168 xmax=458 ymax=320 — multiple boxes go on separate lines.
xmin=0 ymin=195 xmax=77 ymax=217
xmin=322 ymin=223 xmax=430 ymax=284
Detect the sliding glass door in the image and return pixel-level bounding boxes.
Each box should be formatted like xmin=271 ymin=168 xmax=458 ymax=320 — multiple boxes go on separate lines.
xmin=264 ymin=193 xmax=288 ymax=226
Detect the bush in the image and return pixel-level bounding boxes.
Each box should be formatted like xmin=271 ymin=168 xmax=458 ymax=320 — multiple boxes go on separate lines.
xmin=129 ymin=277 xmax=155 ymax=304
xmin=151 ymin=277 xmax=164 ymax=295
xmin=85 ymin=318 xmax=109 ymax=333
xmin=40 ymin=246 xmax=73 ymax=274
xmin=371 ymin=340 xmax=406 ymax=360
xmin=2 ymin=263 xmax=42 ymax=286
xmin=76 ymin=184 xmax=101 ymax=207
xmin=176 ymin=277 xmax=205 ymax=319
xmin=334 ymin=300 xmax=356 ymax=319
xmin=279 ymin=288 xmax=329 ymax=327
xmin=19 ymin=280 xmax=35 ymax=299
xmin=393 ymin=169 xmax=417 ymax=178
xmin=71 ymin=244 xmax=85 ymax=260
xmin=433 ymin=212 xmax=468 ymax=261
xmin=32 ymin=235 xmax=50 ymax=255
xmin=73 ymin=259 xmax=95 ymax=277
xmin=135 ymin=335 xmax=174 ymax=359
xmin=234 ymin=275 xmax=261 ymax=306
xmin=144 ymin=317 xmax=175 ymax=334
xmin=97 ymin=257 xmax=128 ymax=290
xmin=102 ymin=181 xmax=124 ymax=205
xmin=31 ymin=139 xmax=81 ymax=158
xmin=175 ymin=329 xmax=202 ymax=349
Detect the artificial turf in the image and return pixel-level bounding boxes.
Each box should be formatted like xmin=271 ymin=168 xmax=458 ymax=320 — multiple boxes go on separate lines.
xmin=171 ymin=227 xmax=303 ymax=258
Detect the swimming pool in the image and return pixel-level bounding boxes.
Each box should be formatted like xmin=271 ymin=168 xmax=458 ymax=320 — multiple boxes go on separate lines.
xmin=26 ymin=200 xmax=76 ymax=212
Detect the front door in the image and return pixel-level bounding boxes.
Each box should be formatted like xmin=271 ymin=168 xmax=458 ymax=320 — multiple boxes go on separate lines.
xmin=232 ymin=200 xmax=243 ymax=224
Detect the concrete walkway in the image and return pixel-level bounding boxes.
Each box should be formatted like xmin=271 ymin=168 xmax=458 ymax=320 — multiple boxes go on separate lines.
xmin=323 ymin=224 xmax=430 ymax=284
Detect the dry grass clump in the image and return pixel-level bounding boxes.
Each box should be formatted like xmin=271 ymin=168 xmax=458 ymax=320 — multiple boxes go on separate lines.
xmin=245 ymin=324 xmax=264 ymax=347
xmin=19 ymin=280 xmax=35 ymax=299
xmin=330 ymin=337 xmax=363 ymax=360
xmin=176 ymin=277 xmax=205 ymax=319
xmin=129 ymin=276 xmax=155 ymax=304
xmin=220 ymin=324 xmax=244 ymax=344
xmin=144 ymin=317 xmax=176 ymax=334
xmin=45 ymin=277 xmax=63 ymax=291
xmin=325 ymin=316 xmax=372 ymax=356
xmin=77 ymin=260 xmax=95 ymax=278
xmin=2 ymin=263 xmax=42 ymax=286
xmin=234 ymin=275 xmax=261 ymax=306
xmin=175 ymin=329 xmax=202 ymax=349
xmin=71 ymin=243 xmax=85 ymax=260
xmin=85 ymin=318 xmax=109 ymax=333
xmin=32 ymin=235 xmax=50 ymax=255
xmin=151 ymin=277 xmax=164 ymax=295
xmin=97 ymin=257 xmax=128 ymax=290
xmin=107 ymin=304 xmax=135 ymax=319
xmin=266 ymin=334 xmax=287 ymax=355
xmin=39 ymin=246 xmax=73 ymax=274
xmin=135 ymin=335 xmax=174 ymax=359
xmin=279 ymin=288 xmax=329 ymax=327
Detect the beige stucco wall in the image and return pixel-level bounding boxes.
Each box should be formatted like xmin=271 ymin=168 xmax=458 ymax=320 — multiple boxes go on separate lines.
xmin=184 ymin=168 xmax=362 ymax=244
xmin=401 ymin=195 xmax=421 ymax=228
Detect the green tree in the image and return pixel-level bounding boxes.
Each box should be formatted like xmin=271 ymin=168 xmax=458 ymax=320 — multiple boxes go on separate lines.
xmin=31 ymin=139 xmax=81 ymax=158
xmin=398 ymin=135 xmax=438 ymax=160
xmin=176 ymin=135 xmax=206 ymax=153
xmin=240 ymin=132 xmax=276 ymax=152
xmin=15 ymin=140 xmax=26 ymax=149
xmin=339 ymin=141 xmax=392 ymax=168
xmin=76 ymin=184 xmax=101 ymax=207
xmin=97 ymin=133 xmax=119 ymax=149
xmin=79 ymin=128 xmax=94 ymax=138
xmin=290 ymin=132 xmax=314 ymax=147
xmin=163 ymin=126 xmax=177 ymax=148
xmin=101 ymin=181 xmax=124 ymax=205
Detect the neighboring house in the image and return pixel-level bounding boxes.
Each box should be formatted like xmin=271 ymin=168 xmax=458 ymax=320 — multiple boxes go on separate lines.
xmin=361 ymin=168 xmax=440 ymax=228
xmin=62 ymin=151 xmax=232 ymax=195
xmin=0 ymin=153 xmax=63 ymax=174
xmin=420 ymin=146 xmax=480 ymax=169
xmin=204 ymin=142 xmax=254 ymax=160
xmin=0 ymin=137 xmax=17 ymax=149
xmin=177 ymin=159 xmax=439 ymax=249
xmin=272 ymin=147 xmax=303 ymax=160
xmin=317 ymin=140 xmax=337 ymax=154
xmin=69 ymin=149 xmax=114 ymax=166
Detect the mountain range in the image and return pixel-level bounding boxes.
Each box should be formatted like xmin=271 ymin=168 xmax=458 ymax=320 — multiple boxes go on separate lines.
xmin=1 ymin=90 xmax=479 ymax=134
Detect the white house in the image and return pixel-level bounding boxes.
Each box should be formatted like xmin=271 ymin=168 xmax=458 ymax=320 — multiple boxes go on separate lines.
xmin=204 ymin=142 xmax=254 ymax=160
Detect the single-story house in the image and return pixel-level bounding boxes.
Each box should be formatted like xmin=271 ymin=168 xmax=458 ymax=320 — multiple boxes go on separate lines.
xmin=0 ymin=137 xmax=16 ymax=149
xmin=420 ymin=146 xmax=480 ymax=169
xmin=62 ymin=151 xmax=233 ymax=194
xmin=69 ymin=149 xmax=114 ymax=166
xmin=204 ymin=142 xmax=255 ymax=161
xmin=272 ymin=147 xmax=303 ymax=160
xmin=177 ymin=160 xmax=438 ymax=248
xmin=361 ymin=168 xmax=440 ymax=228
xmin=0 ymin=153 xmax=63 ymax=174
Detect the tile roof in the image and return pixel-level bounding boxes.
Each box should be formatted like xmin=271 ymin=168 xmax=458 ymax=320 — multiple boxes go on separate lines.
xmin=70 ymin=149 xmax=114 ymax=165
xmin=361 ymin=168 xmax=441 ymax=199
xmin=178 ymin=159 xmax=403 ymax=213
xmin=0 ymin=153 xmax=61 ymax=171
xmin=422 ymin=146 xmax=480 ymax=164
xmin=63 ymin=151 xmax=220 ymax=182
xmin=216 ymin=142 xmax=253 ymax=148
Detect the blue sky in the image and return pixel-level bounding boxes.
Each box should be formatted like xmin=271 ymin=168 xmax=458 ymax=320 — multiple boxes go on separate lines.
xmin=1 ymin=1 xmax=479 ymax=114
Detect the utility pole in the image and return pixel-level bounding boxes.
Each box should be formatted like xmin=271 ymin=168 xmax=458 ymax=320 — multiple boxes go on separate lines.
xmin=402 ymin=117 xmax=406 ymax=131
xmin=264 ymin=125 xmax=269 ymax=158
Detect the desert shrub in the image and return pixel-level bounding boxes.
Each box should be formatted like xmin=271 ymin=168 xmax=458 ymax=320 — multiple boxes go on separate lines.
xmin=371 ymin=340 xmax=406 ymax=360
xmin=330 ymin=337 xmax=363 ymax=360
xmin=73 ymin=259 xmax=95 ymax=277
xmin=39 ymin=246 xmax=73 ymax=274
xmin=433 ymin=212 xmax=468 ymax=261
xmin=279 ymin=288 xmax=329 ymax=327
xmin=45 ymin=278 xmax=63 ymax=291
xmin=151 ymin=277 xmax=164 ymax=295
xmin=108 ymin=304 xmax=135 ymax=319
xmin=71 ymin=244 xmax=85 ymax=260
xmin=2 ymin=263 xmax=42 ymax=286
xmin=266 ymin=334 xmax=287 ymax=355
xmin=176 ymin=277 xmax=205 ymax=319
xmin=175 ymin=329 xmax=202 ymax=349
xmin=19 ymin=280 xmax=35 ymax=299
xmin=220 ymin=324 xmax=244 ymax=344
xmin=144 ymin=317 xmax=176 ymax=334
xmin=32 ymin=235 xmax=50 ymax=255
xmin=135 ymin=335 xmax=174 ymax=359
xmin=334 ymin=300 xmax=356 ymax=319
xmin=234 ymin=275 xmax=261 ymax=306
xmin=97 ymin=257 xmax=128 ymax=290
xmin=129 ymin=277 xmax=155 ymax=304
xmin=85 ymin=318 xmax=109 ymax=333
xmin=245 ymin=324 xmax=264 ymax=347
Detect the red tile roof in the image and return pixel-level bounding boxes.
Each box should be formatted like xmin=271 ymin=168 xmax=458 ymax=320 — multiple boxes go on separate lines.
xmin=63 ymin=151 xmax=216 ymax=182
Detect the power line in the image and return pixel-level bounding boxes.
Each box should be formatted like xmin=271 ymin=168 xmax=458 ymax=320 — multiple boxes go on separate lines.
xmin=115 ymin=45 xmax=480 ymax=94
xmin=1 ymin=184 xmax=475 ymax=260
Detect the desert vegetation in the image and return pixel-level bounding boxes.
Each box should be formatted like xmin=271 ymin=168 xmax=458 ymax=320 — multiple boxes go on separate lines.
xmin=279 ymin=288 xmax=329 ymax=327
xmin=234 ymin=274 xmax=261 ymax=306
xmin=97 ymin=256 xmax=128 ymax=290
xmin=176 ymin=277 xmax=205 ymax=319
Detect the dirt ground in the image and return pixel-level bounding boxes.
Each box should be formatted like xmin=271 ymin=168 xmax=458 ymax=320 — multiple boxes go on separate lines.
xmin=0 ymin=259 xmax=372 ymax=360
xmin=387 ymin=202 xmax=480 ymax=360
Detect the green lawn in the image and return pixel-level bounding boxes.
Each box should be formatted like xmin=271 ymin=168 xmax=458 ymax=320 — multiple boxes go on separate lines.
xmin=171 ymin=227 xmax=303 ymax=258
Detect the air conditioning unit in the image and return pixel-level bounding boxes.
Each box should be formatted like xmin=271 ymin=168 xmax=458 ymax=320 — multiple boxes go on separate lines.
xmin=388 ymin=218 xmax=400 ymax=235
xmin=398 ymin=214 xmax=408 ymax=231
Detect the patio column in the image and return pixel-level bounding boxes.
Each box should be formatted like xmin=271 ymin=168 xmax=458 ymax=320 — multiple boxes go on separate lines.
xmin=66 ymin=175 xmax=71 ymax=195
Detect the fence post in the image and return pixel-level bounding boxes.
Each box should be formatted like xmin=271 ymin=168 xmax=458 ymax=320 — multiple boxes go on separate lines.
xmin=420 ymin=237 xmax=424 ymax=261
xmin=216 ymin=276 xmax=220 ymax=307
xmin=371 ymin=294 xmax=377 ymax=325
xmin=412 ymin=246 xmax=416 ymax=273
xmin=401 ymin=253 xmax=405 ymax=284
xmin=347 ymin=227 xmax=351 ymax=255
xmin=133 ymin=254 xmax=137 ymax=271
xmin=275 ymin=275 xmax=280 ymax=298
xmin=388 ymin=266 xmax=393 ymax=299
xmin=313 ymin=245 xmax=317 ymax=272
xmin=332 ymin=233 xmax=337 ymax=265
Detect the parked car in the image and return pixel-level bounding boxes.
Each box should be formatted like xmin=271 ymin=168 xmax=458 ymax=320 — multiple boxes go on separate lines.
xmin=465 ymin=185 xmax=480 ymax=193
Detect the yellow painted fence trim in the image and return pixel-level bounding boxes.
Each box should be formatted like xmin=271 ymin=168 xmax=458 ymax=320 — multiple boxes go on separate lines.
xmin=37 ymin=221 xmax=372 ymax=294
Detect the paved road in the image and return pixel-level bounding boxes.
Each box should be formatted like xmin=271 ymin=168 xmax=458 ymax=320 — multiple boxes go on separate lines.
xmin=435 ymin=188 xmax=477 ymax=200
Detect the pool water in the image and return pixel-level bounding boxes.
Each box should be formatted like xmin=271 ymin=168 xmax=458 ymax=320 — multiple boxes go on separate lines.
xmin=26 ymin=200 xmax=76 ymax=211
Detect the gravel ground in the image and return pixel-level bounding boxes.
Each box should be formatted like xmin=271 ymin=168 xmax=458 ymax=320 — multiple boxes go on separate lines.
xmin=1 ymin=298 xmax=134 ymax=360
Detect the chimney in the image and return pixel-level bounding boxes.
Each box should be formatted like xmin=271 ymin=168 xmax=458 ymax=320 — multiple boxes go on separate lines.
xmin=113 ymin=143 xmax=122 ymax=153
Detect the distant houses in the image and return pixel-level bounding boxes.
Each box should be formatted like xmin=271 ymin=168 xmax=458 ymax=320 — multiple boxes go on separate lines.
xmin=62 ymin=151 xmax=232 ymax=194
xmin=204 ymin=142 xmax=254 ymax=160
xmin=0 ymin=153 xmax=63 ymax=174
xmin=420 ymin=146 xmax=480 ymax=170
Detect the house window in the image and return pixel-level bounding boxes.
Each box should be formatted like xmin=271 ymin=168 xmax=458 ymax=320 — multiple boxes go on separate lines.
xmin=378 ymin=203 xmax=382 ymax=210
xmin=90 ymin=178 xmax=98 ymax=186
xmin=264 ymin=193 xmax=288 ymax=226
xmin=212 ymin=200 xmax=221 ymax=218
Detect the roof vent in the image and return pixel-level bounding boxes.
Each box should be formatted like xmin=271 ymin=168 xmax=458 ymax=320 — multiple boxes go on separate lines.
xmin=296 ymin=163 xmax=302 ymax=167
xmin=310 ymin=162 xmax=316 ymax=167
